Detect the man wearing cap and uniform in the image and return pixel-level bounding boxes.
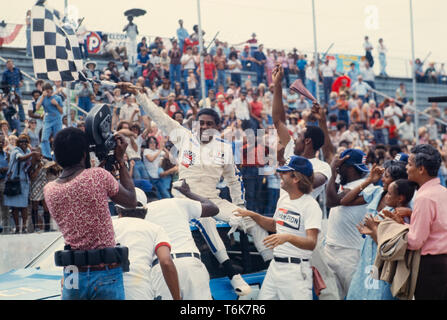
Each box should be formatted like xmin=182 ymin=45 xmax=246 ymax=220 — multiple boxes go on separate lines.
xmin=147 ymin=180 xmax=219 ymax=300
xmin=119 ymin=82 xmax=273 ymax=297
xmin=235 ymin=155 xmax=321 ymax=300
xmin=325 ymin=148 xmax=372 ymax=299
xmin=113 ymin=188 xmax=180 ymax=300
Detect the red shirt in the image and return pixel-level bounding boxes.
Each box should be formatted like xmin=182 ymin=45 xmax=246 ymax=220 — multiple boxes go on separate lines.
xmin=44 ymin=168 xmax=119 ymax=250
xmin=166 ymin=101 xmax=180 ymax=117
xmin=388 ymin=125 xmax=397 ymax=138
xmin=250 ymin=101 xmax=263 ymax=118
xmin=204 ymin=62 xmax=216 ymax=80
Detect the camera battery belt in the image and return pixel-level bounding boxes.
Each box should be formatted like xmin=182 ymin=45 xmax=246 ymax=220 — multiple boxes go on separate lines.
xmin=274 ymin=256 xmax=309 ymax=264
xmin=54 ymin=244 xmax=130 ymax=272
xmin=152 ymin=252 xmax=200 ymax=267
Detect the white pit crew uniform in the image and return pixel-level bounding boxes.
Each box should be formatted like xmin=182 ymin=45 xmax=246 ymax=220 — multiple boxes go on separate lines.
xmin=258 ymin=192 xmax=322 ymax=300
xmin=113 ymin=217 xmax=171 ymax=300
xmin=146 ymin=198 xmax=212 ymax=300
xmin=284 ymin=139 xmax=341 ymax=300
xmin=136 ymin=93 xmax=273 ymax=264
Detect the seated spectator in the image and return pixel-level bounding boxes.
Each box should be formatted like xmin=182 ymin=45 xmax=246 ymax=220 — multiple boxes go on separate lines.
xmin=101 ymin=34 xmax=127 ymax=61
xmin=84 ymin=61 xmax=101 ymax=80
xmin=119 ymin=60 xmax=135 ymax=83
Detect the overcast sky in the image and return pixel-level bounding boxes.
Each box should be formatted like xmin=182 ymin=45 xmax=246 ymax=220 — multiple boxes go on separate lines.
xmin=5 ymin=0 xmax=447 ymax=76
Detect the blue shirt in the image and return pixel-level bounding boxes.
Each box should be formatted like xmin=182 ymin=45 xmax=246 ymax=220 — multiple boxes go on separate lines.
xmin=297 ymin=59 xmax=307 ymax=71
xmin=2 ymin=68 xmax=23 ymax=87
xmin=42 ymin=95 xmax=63 ymax=119
xmin=177 ymin=27 xmax=189 ymax=42
xmin=0 ymin=151 xmax=8 ymax=180
xmin=137 ymin=53 xmax=150 ymax=64
xmin=347 ymin=69 xmax=360 ymax=81
xmin=253 ymin=51 xmax=266 ymax=70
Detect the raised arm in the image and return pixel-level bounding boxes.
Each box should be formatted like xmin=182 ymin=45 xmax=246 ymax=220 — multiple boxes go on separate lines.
xmin=271 ymin=64 xmax=291 ymax=147
xmin=234 ymin=208 xmax=276 ymax=233
xmin=326 ymin=154 xmax=351 ymax=208
xmin=311 ymin=103 xmax=335 ymax=163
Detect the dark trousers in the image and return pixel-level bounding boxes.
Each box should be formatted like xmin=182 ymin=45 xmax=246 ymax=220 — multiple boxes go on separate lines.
xmin=415 ymin=254 xmax=447 ymax=300
xmin=323 ymin=77 xmax=333 ymax=104
xmin=240 ymin=166 xmax=262 ymax=212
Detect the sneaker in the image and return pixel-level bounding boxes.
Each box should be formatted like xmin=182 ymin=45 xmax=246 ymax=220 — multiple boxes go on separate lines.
xmin=230 ymin=274 xmax=252 ymax=296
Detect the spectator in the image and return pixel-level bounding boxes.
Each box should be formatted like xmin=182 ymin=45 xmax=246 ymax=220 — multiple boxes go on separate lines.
xmin=4 ymin=134 xmax=38 ymax=233
xmin=296 ymin=95 xmax=310 ymax=113
xmin=364 ymin=36 xmax=374 ymax=67
xmin=224 ymin=53 xmax=240 ymax=89
xmin=76 ymin=18 xmax=88 ymax=59
xmin=143 ymin=136 xmax=170 ymax=199
xmin=164 ymin=93 xmax=181 ymax=117
xmin=168 ymin=40 xmax=182 ymax=88
xmin=159 ymin=50 xmax=171 ymax=79
xmin=181 ymin=47 xmax=196 ymax=88
xmin=102 ymin=34 xmax=127 ymax=61
xmin=240 ymin=45 xmax=253 ymax=72
xmin=425 ymin=62 xmax=438 ymax=84
xmin=84 ymin=61 xmax=100 ymax=80
xmin=0 ymin=135 xmax=9 ymax=233
xmin=325 ymin=149 xmax=371 ymax=299
xmin=214 ymin=47 xmax=227 ymax=89
xmin=176 ymin=19 xmax=189 ymax=53
xmin=395 ymin=82 xmax=407 ymax=103
xmin=362 ymin=62 xmax=376 ymax=101
xmin=201 ymin=54 xmax=217 ymax=96
xmin=136 ymin=47 xmax=150 ymax=78
xmin=253 ymin=44 xmax=267 ymax=85
xmin=118 ymin=60 xmax=134 ymax=83
xmin=350 ymin=75 xmax=372 ymax=104
xmin=319 ymin=59 xmax=335 ymax=104
xmin=336 ymin=91 xmax=350 ymax=125
xmin=35 ymin=82 xmax=64 ymax=160
xmin=426 ymin=117 xmax=439 ymax=141
xmin=377 ymin=38 xmax=388 ymax=77
xmin=398 ymin=115 xmax=415 ymax=143
xmin=423 ymin=102 xmax=441 ymax=118
xmin=123 ymin=15 xmax=139 ymax=65
xmin=405 ymin=144 xmax=447 ymax=300
xmin=347 ymin=62 xmax=360 ymax=82
xmin=25 ymin=10 xmax=32 ymax=57
xmin=305 ymin=60 xmax=317 ymax=101
xmin=137 ymin=37 xmax=148 ymax=55
xmin=414 ymin=58 xmax=425 ymax=83
xmin=296 ymin=54 xmax=307 ymax=83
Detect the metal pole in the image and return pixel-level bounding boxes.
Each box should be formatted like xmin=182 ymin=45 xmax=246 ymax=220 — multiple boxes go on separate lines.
xmin=197 ymin=0 xmax=207 ymax=107
xmin=64 ymin=0 xmax=72 ymax=126
xmin=312 ymin=0 xmax=320 ymax=104
xmin=409 ymin=0 xmax=418 ymax=139
xmin=312 ymin=0 xmax=327 ymax=219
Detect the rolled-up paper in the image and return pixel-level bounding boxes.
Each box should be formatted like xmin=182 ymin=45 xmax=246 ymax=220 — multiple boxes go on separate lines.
xmin=290 ymin=79 xmax=317 ymax=103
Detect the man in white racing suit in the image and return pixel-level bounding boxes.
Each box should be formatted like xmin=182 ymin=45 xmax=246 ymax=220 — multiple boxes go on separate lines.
xmin=120 ymin=83 xmax=273 ymax=296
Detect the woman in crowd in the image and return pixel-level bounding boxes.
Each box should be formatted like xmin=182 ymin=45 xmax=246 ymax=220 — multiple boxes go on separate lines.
xmin=370 ymin=110 xmax=386 ymax=145
xmin=4 ymin=134 xmax=39 ymax=233
xmin=340 ymin=160 xmax=412 ymax=299
xmin=143 ymin=136 xmax=170 ymax=199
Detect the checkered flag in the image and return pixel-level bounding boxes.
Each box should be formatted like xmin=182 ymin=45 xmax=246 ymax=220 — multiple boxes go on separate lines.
xmin=31 ymin=2 xmax=85 ymax=82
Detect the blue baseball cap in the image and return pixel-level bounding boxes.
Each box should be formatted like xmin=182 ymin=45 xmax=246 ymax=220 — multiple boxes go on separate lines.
xmin=340 ymin=149 xmax=369 ymax=173
xmin=277 ymin=155 xmax=314 ymax=177
xmin=394 ymin=153 xmax=409 ymax=163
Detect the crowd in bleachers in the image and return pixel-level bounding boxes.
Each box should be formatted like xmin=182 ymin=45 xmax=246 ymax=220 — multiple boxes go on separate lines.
xmin=0 ymin=16 xmax=446 ymax=235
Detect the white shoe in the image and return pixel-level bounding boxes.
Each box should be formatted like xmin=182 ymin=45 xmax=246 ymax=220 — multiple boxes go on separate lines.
xmin=230 ymin=274 xmax=252 ymax=296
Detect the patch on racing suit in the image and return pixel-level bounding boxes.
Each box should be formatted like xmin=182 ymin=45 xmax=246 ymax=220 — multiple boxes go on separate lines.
xmin=181 ymin=150 xmax=197 ymax=168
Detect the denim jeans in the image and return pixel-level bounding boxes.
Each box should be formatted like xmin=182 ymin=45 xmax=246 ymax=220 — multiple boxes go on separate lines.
xmin=240 ymin=166 xmax=262 ymax=212
xmin=152 ymin=178 xmax=172 ymax=199
xmin=132 ymin=159 xmax=150 ymax=180
xmin=323 ymin=77 xmax=333 ymax=104
xmin=170 ymin=64 xmax=181 ymax=88
xmin=217 ymin=70 xmax=226 ymax=89
xmin=231 ymin=73 xmax=241 ymax=87
xmin=62 ymin=266 xmax=125 ymax=300
xmin=338 ymin=109 xmax=349 ymax=126
xmin=264 ymin=188 xmax=280 ymax=217
xmin=379 ymin=53 xmax=387 ymax=76
xmin=78 ymin=96 xmax=93 ymax=113
xmin=205 ymin=79 xmax=215 ymax=96
xmin=41 ymin=116 xmax=62 ymax=159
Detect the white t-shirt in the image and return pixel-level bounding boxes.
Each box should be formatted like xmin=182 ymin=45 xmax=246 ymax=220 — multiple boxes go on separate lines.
xmin=326 ymin=178 xmax=372 ymax=250
xmin=143 ymin=148 xmax=165 ymax=179
xmin=384 ymin=105 xmax=403 ymax=126
xmin=125 ymin=135 xmax=144 ymax=161
xmin=234 ymin=98 xmax=251 ymax=120
xmin=228 ymin=59 xmax=242 ymax=73
xmin=145 ymin=198 xmax=202 ymax=254
xmin=113 ymin=217 xmax=171 ymax=300
xmin=320 ymin=64 xmax=334 ymax=77
xmin=273 ymin=193 xmax=322 ymax=259
xmin=126 ymin=24 xmax=138 ymax=41
xmin=181 ymin=54 xmax=196 ymax=70
xmin=119 ymin=103 xmax=140 ymax=121
xmin=284 ymin=139 xmax=332 ymax=199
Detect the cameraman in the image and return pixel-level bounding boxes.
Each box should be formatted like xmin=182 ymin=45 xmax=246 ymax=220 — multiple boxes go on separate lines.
xmin=43 ymin=127 xmax=137 ymax=300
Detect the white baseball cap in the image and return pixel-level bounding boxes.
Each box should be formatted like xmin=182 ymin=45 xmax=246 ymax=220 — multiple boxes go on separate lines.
xmin=116 ymin=188 xmax=147 ymax=209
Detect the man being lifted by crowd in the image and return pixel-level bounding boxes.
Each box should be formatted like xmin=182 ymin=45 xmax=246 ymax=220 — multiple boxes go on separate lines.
xmin=118 ymin=82 xmax=273 ymax=297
